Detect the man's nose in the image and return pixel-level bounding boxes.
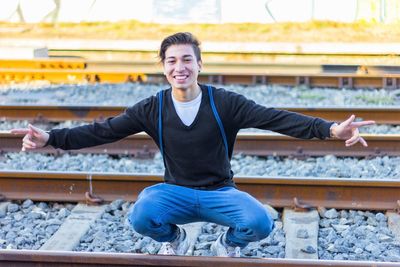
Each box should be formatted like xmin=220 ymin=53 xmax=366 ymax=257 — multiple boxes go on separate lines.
xmin=175 ymin=60 xmax=185 ymax=71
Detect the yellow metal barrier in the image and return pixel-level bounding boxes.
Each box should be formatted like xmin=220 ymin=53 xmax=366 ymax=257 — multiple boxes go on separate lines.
xmin=0 ymin=69 xmax=146 ymax=84
xmin=0 ymin=59 xmax=86 ymax=70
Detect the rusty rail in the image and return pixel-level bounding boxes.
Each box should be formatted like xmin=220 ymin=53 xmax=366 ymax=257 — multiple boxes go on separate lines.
xmin=1 ymin=170 xmax=399 ymax=266
xmin=0 ymin=249 xmax=398 ymax=267
xmin=2 ymin=57 xmax=400 ymax=88
xmin=1 ymin=69 xmax=399 ymax=88
xmin=0 ymin=171 xmax=399 ymax=211
xmin=1 ymin=105 xmax=399 ymax=124
xmin=2 ymin=132 xmax=400 ymax=157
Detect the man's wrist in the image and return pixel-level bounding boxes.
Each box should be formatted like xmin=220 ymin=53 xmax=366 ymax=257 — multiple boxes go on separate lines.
xmin=329 ymin=123 xmax=338 ymax=138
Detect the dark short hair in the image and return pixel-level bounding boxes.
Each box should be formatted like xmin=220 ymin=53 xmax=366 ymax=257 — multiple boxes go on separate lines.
xmin=159 ymin=32 xmax=202 ymax=63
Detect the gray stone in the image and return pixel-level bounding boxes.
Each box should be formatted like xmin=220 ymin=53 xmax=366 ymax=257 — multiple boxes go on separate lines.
xmin=13 ymin=213 xmax=24 ymax=221
xmin=296 ymin=229 xmax=309 ymax=239
xmin=57 ymin=208 xmax=70 ymax=218
xmin=377 ymin=233 xmax=393 ymax=242
xmin=331 ymin=224 xmax=349 ymax=232
xmin=37 ymin=202 xmax=48 ymax=210
xmin=300 ymin=245 xmax=316 ymax=254
xmin=108 ymin=199 xmax=125 ymax=211
xmin=14 ymin=236 xmax=26 ymax=246
xmin=365 ymin=243 xmax=380 ymax=253
xmin=354 ymin=247 xmax=363 ymax=254
xmin=143 ymin=242 xmax=160 ymax=254
xmin=5 ymin=231 xmax=17 ymax=240
xmin=367 ymin=217 xmax=378 ymax=226
xmin=22 ymin=199 xmax=34 ymax=209
xmin=7 ymin=204 xmax=19 ymax=213
xmin=338 ymin=218 xmax=351 ymax=225
xmin=334 ymin=254 xmax=345 ymax=260
xmin=264 ymin=245 xmax=281 ymax=254
xmin=45 ymin=218 xmax=62 ymax=226
xmin=375 ymin=213 xmax=387 ymax=222
xmin=324 ymin=209 xmax=338 ymax=219
xmin=339 ymin=210 xmax=348 ymax=218
xmin=194 ymin=242 xmax=211 ymax=250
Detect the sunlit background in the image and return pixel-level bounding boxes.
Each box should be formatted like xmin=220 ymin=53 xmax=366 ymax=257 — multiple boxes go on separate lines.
xmin=1 ymin=0 xmax=399 ymax=24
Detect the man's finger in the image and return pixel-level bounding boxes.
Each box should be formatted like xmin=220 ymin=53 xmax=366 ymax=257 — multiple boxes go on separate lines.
xmin=345 ymin=131 xmax=359 ymax=146
xmin=29 ymin=124 xmax=44 ymax=138
xmin=346 ymin=136 xmax=360 ymax=147
xmin=359 ymin=137 xmax=368 ymax=147
xmin=340 ymin=114 xmax=355 ymax=127
xmin=23 ymin=137 xmax=36 ymax=148
xmin=28 ymin=125 xmax=34 ymax=136
xmin=10 ymin=128 xmax=29 ymax=135
xmin=350 ymin=120 xmax=376 ymax=128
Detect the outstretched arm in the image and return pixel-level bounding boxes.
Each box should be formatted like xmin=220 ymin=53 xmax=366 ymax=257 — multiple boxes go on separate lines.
xmin=10 ymin=124 xmax=49 ymax=151
xmin=330 ymin=114 xmax=375 ymax=147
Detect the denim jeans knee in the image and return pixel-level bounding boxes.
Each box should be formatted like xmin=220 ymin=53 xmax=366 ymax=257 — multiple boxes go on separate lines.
xmin=129 ymin=199 xmax=152 ymax=235
xmin=248 ymin=206 xmax=274 ymax=239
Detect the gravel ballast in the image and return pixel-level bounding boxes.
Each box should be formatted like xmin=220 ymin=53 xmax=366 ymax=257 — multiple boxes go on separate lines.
xmin=1 ymin=83 xmax=400 ymax=107
xmin=1 ymin=152 xmax=400 ymax=179
xmin=3 ymin=199 xmax=398 ymax=261
xmin=0 ymin=200 xmax=72 ymax=250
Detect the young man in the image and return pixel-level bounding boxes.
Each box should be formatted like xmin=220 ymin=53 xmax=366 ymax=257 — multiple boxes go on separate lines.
xmin=12 ymin=32 xmax=374 ymax=257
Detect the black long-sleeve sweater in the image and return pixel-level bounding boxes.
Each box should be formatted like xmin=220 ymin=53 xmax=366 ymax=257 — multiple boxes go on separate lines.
xmin=47 ymin=84 xmax=333 ymax=189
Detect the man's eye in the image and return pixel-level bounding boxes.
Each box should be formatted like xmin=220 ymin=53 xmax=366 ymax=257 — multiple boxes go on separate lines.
xmin=167 ymin=61 xmax=175 ymax=64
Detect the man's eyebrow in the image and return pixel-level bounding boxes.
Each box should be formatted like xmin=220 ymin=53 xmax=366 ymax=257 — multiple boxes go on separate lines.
xmin=166 ymin=55 xmax=193 ymax=59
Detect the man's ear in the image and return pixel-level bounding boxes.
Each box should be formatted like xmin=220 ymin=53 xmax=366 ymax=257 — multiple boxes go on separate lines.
xmin=198 ymin=60 xmax=203 ymax=72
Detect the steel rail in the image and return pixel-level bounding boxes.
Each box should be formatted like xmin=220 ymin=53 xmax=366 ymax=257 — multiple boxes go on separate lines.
xmin=2 ymin=58 xmax=400 ymax=88
xmin=4 ymin=58 xmax=400 ymax=75
xmin=48 ymin=49 xmax=400 ymax=65
xmin=1 ymin=67 xmax=400 ymax=88
xmin=0 ymin=249 xmax=398 ymax=267
xmin=1 ymin=105 xmax=399 ymax=124
xmin=2 ymin=132 xmax=400 ymax=157
xmin=0 ymin=171 xmax=399 ymax=211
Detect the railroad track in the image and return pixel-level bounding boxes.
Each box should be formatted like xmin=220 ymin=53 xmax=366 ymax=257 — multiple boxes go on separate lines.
xmin=2 ymin=105 xmax=399 ymax=124
xmin=1 ymin=171 xmax=399 ymax=210
xmin=2 ymin=105 xmax=400 ymax=156
xmin=1 ymin=250 xmax=398 ymax=266
xmin=1 ymin=171 xmax=400 ymax=266
xmin=2 ymin=131 xmax=400 ymax=157
xmin=2 ymin=42 xmax=400 ymax=266
xmin=1 ymin=58 xmax=400 ymax=88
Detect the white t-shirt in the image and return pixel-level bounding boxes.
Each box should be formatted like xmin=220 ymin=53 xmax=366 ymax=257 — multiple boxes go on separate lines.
xmin=171 ymin=92 xmax=202 ymax=126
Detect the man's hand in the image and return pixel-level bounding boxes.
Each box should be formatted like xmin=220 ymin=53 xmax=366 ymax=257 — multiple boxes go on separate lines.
xmin=330 ymin=115 xmax=375 ymax=147
xmin=10 ymin=124 xmax=49 ymax=151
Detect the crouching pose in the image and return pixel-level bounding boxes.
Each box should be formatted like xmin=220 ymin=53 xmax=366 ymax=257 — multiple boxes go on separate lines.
xmin=12 ymin=32 xmax=374 ymax=257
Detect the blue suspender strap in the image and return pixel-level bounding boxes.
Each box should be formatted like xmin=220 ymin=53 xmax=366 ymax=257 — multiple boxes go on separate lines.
xmin=207 ymin=85 xmax=229 ymax=159
xmin=157 ymin=91 xmax=164 ymax=158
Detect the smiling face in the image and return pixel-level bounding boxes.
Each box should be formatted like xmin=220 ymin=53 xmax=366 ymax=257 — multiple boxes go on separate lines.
xmin=163 ymin=44 xmax=202 ymax=93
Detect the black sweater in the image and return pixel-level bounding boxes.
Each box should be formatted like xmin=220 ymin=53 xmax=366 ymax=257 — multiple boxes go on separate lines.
xmin=47 ymin=84 xmax=333 ymax=189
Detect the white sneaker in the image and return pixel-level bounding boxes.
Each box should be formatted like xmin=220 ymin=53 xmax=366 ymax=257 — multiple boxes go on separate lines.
xmin=210 ymin=232 xmax=241 ymax=257
xmin=158 ymin=227 xmax=189 ymax=256
xmin=158 ymin=242 xmax=176 ymax=255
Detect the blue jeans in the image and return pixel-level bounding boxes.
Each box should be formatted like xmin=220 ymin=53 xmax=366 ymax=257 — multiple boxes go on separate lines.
xmin=129 ymin=183 xmax=274 ymax=248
